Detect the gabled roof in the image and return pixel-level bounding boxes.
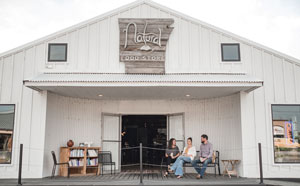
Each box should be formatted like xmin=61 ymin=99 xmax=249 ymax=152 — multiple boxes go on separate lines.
xmin=1 ymin=0 xmax=299 ymax=65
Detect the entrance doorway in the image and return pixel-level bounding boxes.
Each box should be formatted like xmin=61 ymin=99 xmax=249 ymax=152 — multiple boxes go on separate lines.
xmin=121 ymin=115 xmax=167 ymax=168
xmin=101 ymin=113 xmax=184 ymax=173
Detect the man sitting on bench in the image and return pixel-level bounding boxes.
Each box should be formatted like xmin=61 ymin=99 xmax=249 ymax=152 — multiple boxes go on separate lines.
xmin=191 ymin=134 xmax=213 ymax=179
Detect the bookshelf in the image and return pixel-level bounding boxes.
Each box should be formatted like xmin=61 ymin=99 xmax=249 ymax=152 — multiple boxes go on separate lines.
xmin=59 ymin=146 xmax=101 ymax=177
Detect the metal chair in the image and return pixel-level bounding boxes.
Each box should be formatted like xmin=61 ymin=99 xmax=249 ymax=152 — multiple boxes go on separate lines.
xmin=98 ymin=151 xmax=116 ymax=175
xmin=51 ymin=151 xmax=70 ymax=178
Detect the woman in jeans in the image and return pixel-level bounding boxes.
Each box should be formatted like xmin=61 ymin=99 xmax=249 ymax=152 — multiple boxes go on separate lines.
xmin=169 ymin=137 xmax=196 ymax=179
xmin=164 ymin=138 xmax=180 ymax=176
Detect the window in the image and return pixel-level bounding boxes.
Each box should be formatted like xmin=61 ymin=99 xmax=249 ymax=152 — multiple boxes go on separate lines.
xmin=221 ymin=43 xmax=240 ymax=61
xmin=272 ymin=105 xmax=300 ymax=163
xmin=0 ymin=105 xmax=15 ymax=164
xmin=48 ymin=43 xmax=68 ymax=62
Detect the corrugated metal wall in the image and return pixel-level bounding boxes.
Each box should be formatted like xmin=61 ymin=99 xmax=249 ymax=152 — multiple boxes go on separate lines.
xmin=43 ymin=93 xmax=242 ymax=177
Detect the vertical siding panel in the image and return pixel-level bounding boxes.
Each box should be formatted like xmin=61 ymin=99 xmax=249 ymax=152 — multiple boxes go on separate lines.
xmin=98 ymin=19 xmax=109 ymax=72
xmin=283 ymin=60 xmax=295 ymax=102
xmin=1 ymin=56 xmax=13 ymax=102
xmin=68 ymin=30 xmax=79 ymax=71
xmin=130 ymin=6 xmax=140 ymax=17
xmin=19 ymin=47 xmax=35 ymax=170
xmin=252 ymin=48 xmax=269 ymax=169
xmin=189 ymin=23 xmax=200 ymax=72
xmin=140 ymin=4 xmax=148 ymax=18
xmin=77 ymin=27 xmax=88 ymax=71
xmin=88 ymin=22 xmax=99 ymax=71
xmin=35 ymin=44 xmax=46 ymax=73
xmin=295 ymin=65 xmax=300 ymax=102
xmin=29 ymin=91 xmax=47 ymax=175
xmin=272 ymin=56 xmax=285 ymax=102
xmin=148 ymin=5 xmax=160 ymax=18
xmin=181 ymin=20 xmax=190 ymax=72
xmin=11 ymin=52 xmax=24 ymax=102
xmin=241 ymin=43 xmax=252 ymax=75
xmin=10 ymin=51 xmax=25 ymax=172
xmin=200 ymin=27 xmax=210 ymax=71
xmin=0 ymin=58 xmax=3 ymax=101
xmin=263 ymin=52 xmax=275 ymax=102
xmin=211 ymin=31 xmax=221 ymax=72
xmin=165 ymin=15 xmax=179 ymax=73
xmin=109 ymin=15 xmax=120 ymax=72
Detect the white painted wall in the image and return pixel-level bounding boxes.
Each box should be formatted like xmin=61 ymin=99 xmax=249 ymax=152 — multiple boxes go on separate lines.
xmin=43 ymin=92 xmax=242 ymax=177
xmin=240 ymin=50 xmax=300 ymax=178
xmin=0 ymin=45 xmax=48 ymax=178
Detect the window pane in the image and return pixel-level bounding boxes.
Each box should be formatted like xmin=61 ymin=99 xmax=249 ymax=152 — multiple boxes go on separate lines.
xmin=0 ymin=105 xmax=15 ymax=164
xmin=272 ymin=105 xmax=300 ymax=163
xmin=48 ymin=44 xmax=67 ymax=61
xmin=222 ymin=44 xmax=240 ymax=61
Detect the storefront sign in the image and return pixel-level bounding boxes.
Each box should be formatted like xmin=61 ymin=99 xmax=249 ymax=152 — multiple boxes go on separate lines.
xmin=119 ymin=18 xmax=174 ymax=73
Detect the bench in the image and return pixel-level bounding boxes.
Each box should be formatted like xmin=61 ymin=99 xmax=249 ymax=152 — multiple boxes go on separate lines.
xmin=160 ymin=150 xmax=221 ymax=177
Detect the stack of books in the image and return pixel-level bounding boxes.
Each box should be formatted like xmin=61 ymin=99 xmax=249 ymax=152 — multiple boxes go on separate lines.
xmin=86 ymin=158 xmax=98 ymax=166
xmin=69 ymin=159 xmax=84 ymax=167
xmin=70 ymin=149 xmax=84 ymax=157
xmin=87 ymin=150 xmax=98 ymax=157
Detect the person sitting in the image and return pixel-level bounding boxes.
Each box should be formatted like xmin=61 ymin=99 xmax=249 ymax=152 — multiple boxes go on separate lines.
xmin=164 ymin=138 xmax=180 ymax=176
xmin=169 ymin=137 xmax=196 ymax=179
xmin=191 ymin=134 xmax=213 ymax=179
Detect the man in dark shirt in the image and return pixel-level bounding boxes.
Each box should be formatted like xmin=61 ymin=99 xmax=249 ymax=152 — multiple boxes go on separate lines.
xmin=191 ymin=134 xmax=213 ymax=179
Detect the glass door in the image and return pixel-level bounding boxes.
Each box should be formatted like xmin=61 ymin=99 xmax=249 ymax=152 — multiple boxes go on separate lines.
xmin=167 ymin=113 xmax=185 ymax=151
xmin=101 ymin=113 xmax=121 ymax=172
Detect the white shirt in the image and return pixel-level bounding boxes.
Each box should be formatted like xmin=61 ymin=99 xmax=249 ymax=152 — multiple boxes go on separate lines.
xmin=182 ymin=146 xmax=196 ymax=160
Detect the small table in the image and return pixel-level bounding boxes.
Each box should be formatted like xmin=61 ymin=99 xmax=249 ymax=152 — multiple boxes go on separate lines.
xmin=221 ymin=160 xmax=240 ymax=178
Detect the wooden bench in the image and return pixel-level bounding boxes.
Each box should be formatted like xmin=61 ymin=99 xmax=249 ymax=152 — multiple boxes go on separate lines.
xmin=160 ymin=150 xmax=221 ymax=177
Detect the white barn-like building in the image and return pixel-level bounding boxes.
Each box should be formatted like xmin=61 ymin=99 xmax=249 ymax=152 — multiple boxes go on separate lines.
xmin=0 ymin=0 xmax=300 ymax=179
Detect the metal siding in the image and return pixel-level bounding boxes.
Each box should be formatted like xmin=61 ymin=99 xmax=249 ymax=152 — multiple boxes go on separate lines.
xmin=272 ymin=56 xmax=285 ymax=102
xmin=78 ymin=27 xmax=88 ymax=71
xmin=283 ymin=61 xmax=295 ymax=102
xmin=88 ymin=22 xmax=99 ymax=71
xmin=295 ymin=65 xmax=300 ymax=102
xmin=1 ymin=56 xmax=13 ymax=102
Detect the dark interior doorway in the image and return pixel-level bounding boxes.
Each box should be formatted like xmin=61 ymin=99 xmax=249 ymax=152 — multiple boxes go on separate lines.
xmin=121 ymin=115 xmax=167 ymax=169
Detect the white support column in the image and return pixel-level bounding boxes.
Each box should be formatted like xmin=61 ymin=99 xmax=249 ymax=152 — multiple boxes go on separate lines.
xmin=239 ymin=91 xmax=259 ymax=178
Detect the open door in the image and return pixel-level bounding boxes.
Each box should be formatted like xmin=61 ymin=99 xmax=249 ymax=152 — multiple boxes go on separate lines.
xmin=168 ymin=113 xmax=185 ymax=151
xmin=101 ymin=113 xmax=121 ymax=172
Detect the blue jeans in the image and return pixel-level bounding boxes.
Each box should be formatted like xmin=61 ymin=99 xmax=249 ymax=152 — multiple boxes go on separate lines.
xmin=170 ymin=155 xmax=192 ymax=176
xmin=191 ymin=158 xmax=212 ymax=176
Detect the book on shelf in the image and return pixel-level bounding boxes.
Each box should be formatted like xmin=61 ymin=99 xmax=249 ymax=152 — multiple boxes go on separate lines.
xmin=68 ymin=159 xmax=84 ymax=167
xmin=86 ymin=158 xmax=98 ymax=166
xmin=87 ymin=149 xmax=98 ymax=157
xmin=70 ymin=149 xmax=84 ymax=157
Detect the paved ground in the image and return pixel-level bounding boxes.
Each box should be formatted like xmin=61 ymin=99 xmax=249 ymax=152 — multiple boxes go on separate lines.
xmin=1 ymin=168 xmax=299 ymax=186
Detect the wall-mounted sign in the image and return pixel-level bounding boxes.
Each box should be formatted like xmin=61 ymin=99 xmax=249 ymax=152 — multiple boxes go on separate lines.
xmin=119 ymin=18 xmax=174 ymax=73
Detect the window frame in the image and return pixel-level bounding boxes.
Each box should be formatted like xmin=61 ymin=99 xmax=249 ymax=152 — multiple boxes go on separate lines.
xmin=271 ymin=104 xmax=300 ymax=164
xmin=221 ymin=43 xmax=241 ymax=62
xmin=47 ymin=43 xmax=68 ymax=62
xmin=0 ymin=104 xmax=16 ymax=165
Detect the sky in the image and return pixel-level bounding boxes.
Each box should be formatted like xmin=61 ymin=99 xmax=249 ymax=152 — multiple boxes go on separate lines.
xmin=0 ymin=0 xmax=300 ymax=60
